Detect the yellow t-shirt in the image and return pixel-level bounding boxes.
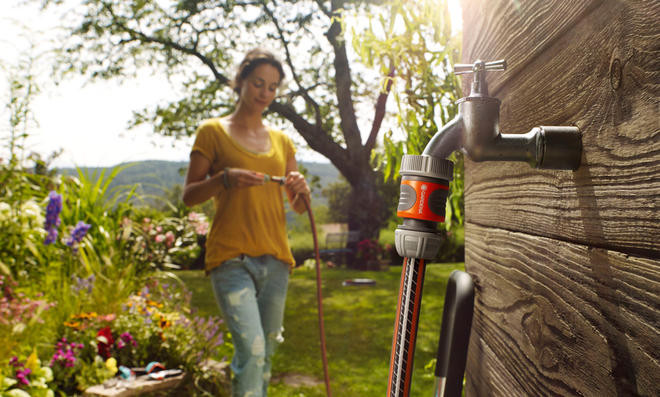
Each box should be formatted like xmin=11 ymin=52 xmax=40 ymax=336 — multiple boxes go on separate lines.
xmin=191 ymin=118 xmax=296 ymax=272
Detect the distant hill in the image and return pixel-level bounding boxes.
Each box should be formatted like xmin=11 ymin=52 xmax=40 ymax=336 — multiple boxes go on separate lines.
xmin=56 ymin=160 xmax=341 ymax=204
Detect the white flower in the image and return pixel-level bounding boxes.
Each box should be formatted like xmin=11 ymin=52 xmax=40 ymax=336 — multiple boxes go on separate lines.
xmin=6 ymin=389 xmax=31 ymax=397
xmin=21 ymin=200 xmax=44 ymax=225
xmin=21 ymin=200 xmax=42 ymax=219
xmin=0 ymin=202 xmax=11 ymax=222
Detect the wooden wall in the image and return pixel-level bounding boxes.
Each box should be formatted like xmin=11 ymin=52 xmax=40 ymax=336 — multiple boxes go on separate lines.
xmin=459 ymin=0 xmax=659 ymax=395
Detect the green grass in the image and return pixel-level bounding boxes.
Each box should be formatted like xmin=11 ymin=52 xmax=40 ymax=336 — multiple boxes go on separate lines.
xmin=177 ymin=262 xmax=464 ymax=396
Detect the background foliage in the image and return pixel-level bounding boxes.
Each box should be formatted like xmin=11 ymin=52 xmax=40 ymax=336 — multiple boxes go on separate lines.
xmin=34 ymin=0 xmax=463 ymax=241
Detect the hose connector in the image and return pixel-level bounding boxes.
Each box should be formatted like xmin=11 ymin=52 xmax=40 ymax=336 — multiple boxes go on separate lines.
xmin=395 ymin=155 xmax=453 ymax=259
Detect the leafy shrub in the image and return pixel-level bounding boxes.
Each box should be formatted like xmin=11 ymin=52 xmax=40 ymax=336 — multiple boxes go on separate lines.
xmin=115 ymin=211 xmax=207 ymax=271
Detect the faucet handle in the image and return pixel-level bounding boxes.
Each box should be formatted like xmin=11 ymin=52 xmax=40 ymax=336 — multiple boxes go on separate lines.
xmin=453 ymin=59 xmax=507 ymax=96
xmin=483 ymin=59 xmax=507 ymax=71
xmin=454 ymin=59 xmax=507 ymax=75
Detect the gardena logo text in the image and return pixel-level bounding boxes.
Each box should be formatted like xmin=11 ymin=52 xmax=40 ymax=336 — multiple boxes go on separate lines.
xmin=418 ymin=184 xmax=428 ymax=214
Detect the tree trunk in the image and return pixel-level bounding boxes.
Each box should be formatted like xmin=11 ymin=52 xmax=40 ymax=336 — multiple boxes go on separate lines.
xmin=345 ymin=170 xmax=383 ymax=241
xmin=271 ymin=98 xmax=387 ymax=244
xmin=342 ymin=159 xmax=383 ymax=268
xmin=336 ymin=149 xmax=384 ymax=241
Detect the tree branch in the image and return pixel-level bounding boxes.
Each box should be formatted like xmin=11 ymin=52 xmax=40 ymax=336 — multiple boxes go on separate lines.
xmin=365 ymin=64 xmax=395 ymax=152
xmin=101 ymin=2 xmax=229 ymax=85
xmin=270 ymin=101 xmax=349 ymax=164
xmin=326 ymin=0 xmax=362 ymax=157
xmin=261 ymin=0 xmax=322 ymax=128
xmin=313 ymin=0 xmax=332 ymax=17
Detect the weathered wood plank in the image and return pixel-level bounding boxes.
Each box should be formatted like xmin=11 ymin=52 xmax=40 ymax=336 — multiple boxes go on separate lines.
xmin=461 ymin=0 xmax=602 ymax=95
xmin=463 ymin=223 xmax=660 ymax=397
xmin=461 ymin=0 xmax=660 ymax=256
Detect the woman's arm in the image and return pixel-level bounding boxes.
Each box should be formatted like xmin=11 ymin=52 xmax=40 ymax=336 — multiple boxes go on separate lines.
xmin=284 ymin=156 xmax=311 ymax=214
xmin=182 ymin=152 xmax=269 ymax=207
xmin=182 ymin=152 xmax=222 ymax=207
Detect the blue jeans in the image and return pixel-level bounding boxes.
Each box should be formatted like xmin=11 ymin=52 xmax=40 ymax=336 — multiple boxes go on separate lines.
xmin=210 ymin=254 xmax=289 ymax=397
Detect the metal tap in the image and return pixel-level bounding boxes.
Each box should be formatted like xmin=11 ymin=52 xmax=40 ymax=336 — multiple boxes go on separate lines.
xmin=422 ymin=59 xmax=582 ymax=170
xmin=388 ymin=59 xmax=583 ymax=397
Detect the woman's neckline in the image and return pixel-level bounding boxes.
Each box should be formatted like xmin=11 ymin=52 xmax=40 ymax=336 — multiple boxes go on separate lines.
xmin=218 ymin=117 xmax=273 ymax=156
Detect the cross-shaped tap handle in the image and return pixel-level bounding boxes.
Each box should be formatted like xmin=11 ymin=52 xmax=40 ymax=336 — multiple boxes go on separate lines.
xmin=453 ymin=59 xmax=507 ymax=96
xmin=454 ymin=59 xmax=507 ymax=75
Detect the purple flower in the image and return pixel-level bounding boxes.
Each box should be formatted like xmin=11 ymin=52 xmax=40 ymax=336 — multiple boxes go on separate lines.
xmin=44 ymin=227 xmax=58 ymax=245
xmin=44 ymin=191 xmax=62 ymax=245
xmin=16 ymin=367 xmax=31 ymax=385
xmin=50 ymin=337 xmax=82 ymax=368
xmin=119 ymin=332 xmax=137 ymax=348
xmin=45 ymin=191 xmax=62 ymax=228
xmin=72 ymin=274 xmax=95 ymax=294
xmin=66 ymin=221 xmax=92 ymax=248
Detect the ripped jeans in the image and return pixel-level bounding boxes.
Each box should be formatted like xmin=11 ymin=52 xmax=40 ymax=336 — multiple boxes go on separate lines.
xmin=210 ymin=254 xmax=289 ymax=397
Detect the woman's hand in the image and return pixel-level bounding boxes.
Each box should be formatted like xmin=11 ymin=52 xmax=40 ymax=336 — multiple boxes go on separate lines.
xmin=284 ymin=158 xmax=310 ymax=213
xmin=285 ymin=171 xmax=311 ymax=213
xmin=285 ymin=171 xmax=310 ymax=198
xmin=225 ymin=168 xmax=266 ymax=188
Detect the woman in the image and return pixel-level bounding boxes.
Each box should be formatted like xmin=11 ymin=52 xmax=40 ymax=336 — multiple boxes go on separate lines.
xmin=182 ymin=48 xmax=310 ymax=397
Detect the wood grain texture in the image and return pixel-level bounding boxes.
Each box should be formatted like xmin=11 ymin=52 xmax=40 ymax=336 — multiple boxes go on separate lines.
xmin=461 ymin=0 xmax=660 ymax=256
xmin=460 ymin=1 xmax=660 ymax=395
xmin=461 ymin=0 xmax=602 ymax=96
xmin=463 ymin=223 xmax=659 ymax=397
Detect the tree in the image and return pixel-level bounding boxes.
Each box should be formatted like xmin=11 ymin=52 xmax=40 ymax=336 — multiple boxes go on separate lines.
xmin=37 ymin=0 xmax=458 ymax=239
xmin=354 ymin=0 xmax=464 ymax=229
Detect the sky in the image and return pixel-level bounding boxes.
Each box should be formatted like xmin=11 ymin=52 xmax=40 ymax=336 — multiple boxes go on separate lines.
xmin=0 ymin=0 xmax=462 ymax=169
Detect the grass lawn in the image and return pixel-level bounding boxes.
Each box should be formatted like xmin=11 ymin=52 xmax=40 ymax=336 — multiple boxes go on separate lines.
xmin=177 ymin=261 xmax=464 ymax=396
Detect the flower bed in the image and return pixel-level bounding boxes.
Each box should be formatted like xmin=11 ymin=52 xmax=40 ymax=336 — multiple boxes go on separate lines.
xmin=0 ymin=164 xmax=230 ymax=396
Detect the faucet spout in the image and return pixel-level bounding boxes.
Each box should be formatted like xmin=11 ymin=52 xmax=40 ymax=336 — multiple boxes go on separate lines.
xmin=420 ymin=58 xmax=582 ymax=170
xmin=422 ymin=115 xmax=464 ymax=159
xmin=420 ymin=95 xmax=581 ymax=170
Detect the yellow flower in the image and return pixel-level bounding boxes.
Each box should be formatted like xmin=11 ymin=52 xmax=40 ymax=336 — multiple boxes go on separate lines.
xmin=146 ymin=299 xmax=163 ymax=308
xmin=26 ymin=349 xmax=39 ymax=371
xmin=159 ymin=315 xmax=172 ymax=329
xmin=105 ymin=357 xmax=118 ymax=375
xmin=63 ymin=321 xmax=82 ymax=330
xmin=71 ymin=311 xmax=97 ymax=320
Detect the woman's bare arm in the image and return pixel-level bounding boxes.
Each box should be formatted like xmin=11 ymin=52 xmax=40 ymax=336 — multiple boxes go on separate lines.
xmin=182 ymin=152 xmax=269 ymax=207
xmin=284 ymin=156 xmax=311 ymax=214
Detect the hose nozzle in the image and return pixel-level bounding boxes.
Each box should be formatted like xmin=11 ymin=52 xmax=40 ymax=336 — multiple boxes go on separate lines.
xmin=264 ymin=174 xmax=286 ymax=185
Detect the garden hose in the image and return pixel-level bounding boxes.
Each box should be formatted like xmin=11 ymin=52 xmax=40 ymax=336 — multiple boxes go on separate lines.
xmin=388 ymin=155 xmax=453 ymax=397
xmin=268 ymin=175 xmax=332 ymax=397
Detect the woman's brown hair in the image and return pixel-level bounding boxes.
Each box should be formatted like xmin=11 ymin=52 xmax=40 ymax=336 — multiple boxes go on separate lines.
xmin=232 ymin=49 xmax=285 ymax=96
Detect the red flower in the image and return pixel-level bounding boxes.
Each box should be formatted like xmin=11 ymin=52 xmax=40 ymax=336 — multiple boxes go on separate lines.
xmin=96 ymin=327 xmax=114 ymax=359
